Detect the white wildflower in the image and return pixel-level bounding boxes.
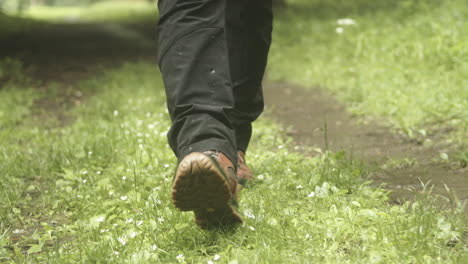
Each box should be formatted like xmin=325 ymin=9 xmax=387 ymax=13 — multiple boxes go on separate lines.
xmin=130 ymin=232 xmax=138 ymax=238
xmin=244 ymin=211 xmax=255 ymax=219
xmin=136 ymin=220 xmax=143 ymax=226
xmin=12 ymin=229 xmax=25 ymax=234
xmin=336 ymin=27 xmax=344 ymax=34
xmin=95 ymin=216 xmax=105 ymax=223
xmin=152 ymin=245 xmax=158 ymax=251
xmin=82 ymin=179 xmax=87 ymax=183
xmin=117 ymin=236 xmax=128 ymax=246
xmin=126 ymin=218 xmax=134 ymax=223
xmin=296 ymin=185 xmax=303 ymax=190
xmin=213 ymin=254 xmax=221 ymax=261
xmin=176 ymin=254 xmax=185 ymax=263
xmin=249 ymin=226 xmax=255 ymax=231
xmin=307 ymin=192 xmax=316 ymax=198
xmin=208 ymin=261 xmax=214 ymax=264
xmin=120 ymin=196 xmax=128 ymax=201
xmin=113 ymin=110 xmax=119 ymax=116
xmin=122 ymin=176 xmax=127 ymax=180
xmin=337 ymin=18 xmax=356 ymax=26
xmin=257 ymin=174 xmax=264 ymax=180
xmin=164 ymin=164 xmax=170 ymax=168
xmin=158 ymin=217 xmax=165 ymax=223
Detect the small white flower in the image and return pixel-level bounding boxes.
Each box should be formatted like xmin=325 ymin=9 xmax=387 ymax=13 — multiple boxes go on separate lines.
xmin=307 ymin=192 xmax=316 ymax=198
xmin=249 ymin=226 xmax=255 ymax=231
xmin=130 ymin=232 xmax=138 ymax=238
xmin=278 ymin=145 xmax=284 ymax=149
xmin=257 ymin=174 xmax=264 ymax=180
xmin=82 ymin=170 xmax=88 ymax=175
xmin=296 ymin=185 xmax=303 ymax=190
xmin=351 ymin=201 xmax=361 ymax=207
xmin=122 ymin=176 xmax=127 ymax=180
xmin=244 ymin=211 xmax=255 ymax=219
xmin=109 ymin=191 xmax=114 ymax=196
xmin=100 ymin=229 xmax=109 ymax=233
xmin=126 ymin=218 xmax=134 ymax=223
xmin=305 ymin=234 xmax=311 ymax=239
xmin=336 ymin=27 xmax=344 ymax=34
xmin=176 ymin=254 xmax=185 ymax=263
xmin=337 ymin=18 xmax=356 ymax=26
xmin=152 ymin=245 xmax=158 ymax=251
xmin=136 ymin=220 xmax=143 ymax=226
xmin=148 ymin=124 xmax=155 ymax=129
xmin=113 ymin=251 xmax=119 ymax=256
xmin=139 ymin=144 xmax=144 ymax=149
xmin=12 ymin=229 xmax=26 ymax=234
xmin=164 ymin=164 xmax=170 ymax=168
xmin=95 ymin=216 xmax=105 ymax=223
xmin=82 ymin=179 xmax=87 ymax=183
xmin=113 ymin=223 xmax=119 ymax=227
xmin=158 ymin=217 xmax=165 ymax=223
xmin=120 ymin=196 xmax=128 ymax=201
xmin=113 ymin=110 xmax=119 ymax=116
xmin=117 ymin=236 xmax=128 ymax=245
xmin=88 ymin=152 xmax=93 ymax=156
xmin=208 ymin=261 xmax=214 ymax=264
xmin=96 ymin=171 xmax=101 ymax=175
xmin=213 ymin=254 xmax=221 ymax=261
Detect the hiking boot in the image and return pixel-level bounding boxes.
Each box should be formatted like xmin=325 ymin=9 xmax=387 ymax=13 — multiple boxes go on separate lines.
xmin=172 ymin=151 xmax=242 ymax=229
xmin=237 ymin=151 xmax=254 ymax=186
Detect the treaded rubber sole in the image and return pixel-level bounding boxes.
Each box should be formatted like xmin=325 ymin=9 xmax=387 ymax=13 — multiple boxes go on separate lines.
xmin=172 ymin=152 xmax=242 ymax=229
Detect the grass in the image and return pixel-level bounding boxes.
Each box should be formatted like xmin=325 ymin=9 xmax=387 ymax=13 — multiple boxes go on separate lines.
xmin=22 ymin=0 xmax=157 ymax=23
xmin=269 ymin=0 xmax=468 ymax=165
xmin=0 ymin=60 xmax=466 ymax=263
xmin=0 ymin=13 xmax=37 ymax=37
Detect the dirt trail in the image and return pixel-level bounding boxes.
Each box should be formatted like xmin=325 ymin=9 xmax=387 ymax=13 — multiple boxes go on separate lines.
xmin=264 ymin=82 xmax=467 ymax=213
xmin=2 ymin=21 xmax=466 ymax=213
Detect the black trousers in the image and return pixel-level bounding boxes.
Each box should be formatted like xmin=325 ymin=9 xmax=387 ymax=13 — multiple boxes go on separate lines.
xmin=157 ymin=0 xmax=273 ymax=165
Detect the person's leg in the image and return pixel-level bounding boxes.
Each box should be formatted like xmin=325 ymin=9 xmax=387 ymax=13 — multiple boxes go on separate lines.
xmin=226 ymin=0 xmax=273 ymax=153
xmin=157 ymin=0 xmax=244 ymax=229
xmin=157 ymin=0 xmax=238 ymax=165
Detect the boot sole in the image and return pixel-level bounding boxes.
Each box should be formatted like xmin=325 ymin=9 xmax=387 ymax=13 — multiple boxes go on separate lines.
xmin=172 ymin=152 xmax=242 ymax=229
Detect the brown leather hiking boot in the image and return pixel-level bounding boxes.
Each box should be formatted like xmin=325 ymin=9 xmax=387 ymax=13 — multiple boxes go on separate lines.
xmin=172 ymin=151 xmax=242 ymax=229
xmin=237 ymin=151 xmax=254 ymax=186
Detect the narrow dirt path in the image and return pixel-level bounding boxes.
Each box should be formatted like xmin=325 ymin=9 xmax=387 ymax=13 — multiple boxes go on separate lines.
xmin=264 ymin=82 xmax=467 ymax=213
xmin=2 ymin=20 xmax=465 ymax=213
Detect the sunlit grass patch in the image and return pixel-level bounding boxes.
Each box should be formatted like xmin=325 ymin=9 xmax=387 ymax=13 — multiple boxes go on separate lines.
xmin=23 ymin=0 xmax=157 ymax=23
xmin=0 ymin=62 xmax=465 ymax=263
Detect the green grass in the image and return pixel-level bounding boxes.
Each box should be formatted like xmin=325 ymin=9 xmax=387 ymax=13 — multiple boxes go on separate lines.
xmin=0 ymin=13 xmax=36 ymax=37
xmin=269 ymin=0 xmax=468 ymax=164
xmin=0 ymin=60 xmax=466 ymax=263
xmin=23 ymin=0 xmax=157 ymax=23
